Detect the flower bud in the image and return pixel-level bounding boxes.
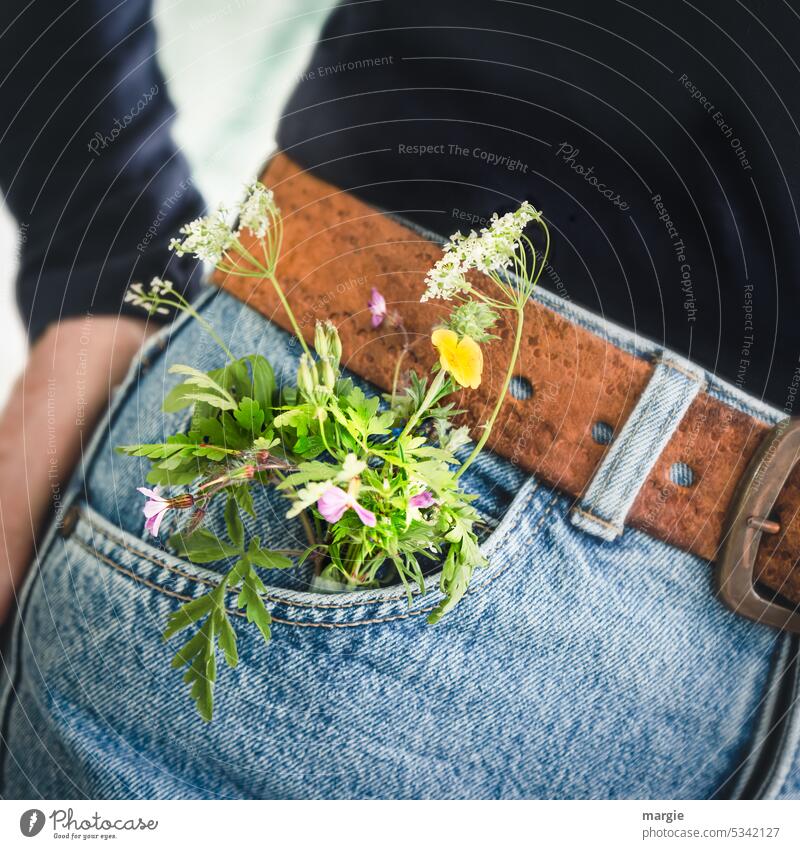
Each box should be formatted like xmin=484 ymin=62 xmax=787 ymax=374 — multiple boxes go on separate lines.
xmin=314 ymin=321 xmax=330 ymax=360
xmin=317 ymin=358 xmax=337 ymax=392
xmin=315 ymin=320 xmax=342 ymax=367
xmin=297 ymin=354 xmax=316 ymax=397
xmin=327 ymin=322 xmax=343 ymax=366
xmin=185 ymin=507 xmax=207 ymax=536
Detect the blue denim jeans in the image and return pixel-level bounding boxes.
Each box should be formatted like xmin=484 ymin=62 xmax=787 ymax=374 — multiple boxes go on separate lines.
xmin=1 ymin=283 xmax=799 ymax=800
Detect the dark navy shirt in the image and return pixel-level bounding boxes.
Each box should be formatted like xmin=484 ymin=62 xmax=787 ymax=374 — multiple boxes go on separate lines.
xmin=277 ymin=0 xmax=800 ymax=409
xmin=0 ymin=0 xmax=204 ymax=341
xmin=3 ymin=0 xmax=800 ymax=412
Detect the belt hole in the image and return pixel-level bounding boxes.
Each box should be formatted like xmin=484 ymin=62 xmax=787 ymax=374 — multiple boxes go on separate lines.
xmin=669 ymin=461 xmax=695 ymax=487
xmin=509 ymin=375 xmax=534 ymax=400
xmin=591 ymin=421 xmax=614 ymax=445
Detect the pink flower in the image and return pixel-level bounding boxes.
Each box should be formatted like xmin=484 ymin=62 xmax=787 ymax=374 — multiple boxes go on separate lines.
xmin=138 ymin=487 xmax=170 ymax=536
xmin=317 ymin=485 xmax=377 ymax=527
xmin=368 ymin=287 xmax=387 ymax=328
xmin=137 ymin=487 xmax=194 ymax=537
xmin=409 ymin=490 xmax=435 ymax=509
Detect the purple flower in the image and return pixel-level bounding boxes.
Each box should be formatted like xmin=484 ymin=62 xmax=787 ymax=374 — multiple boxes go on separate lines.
xmin=368 ymin=287 xmax=387 ymax=328
xmin=317 ymin=485 xmax=377 ymax=527
xmin=137 ymin=487 xmax=194 ymax=536
xmin=409 ymin=490 xmax=435 ymax=509
xmin=137 ymin=487 xmax=170 ymax=536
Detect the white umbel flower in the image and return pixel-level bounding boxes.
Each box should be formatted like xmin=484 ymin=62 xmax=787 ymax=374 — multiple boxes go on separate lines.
xmin=238 ymin=182 xmax=278 ymax=239
xmin=420 ymin=251 xmax=471 ymax=302
xmin=421 ymin=201 xmax=540 ymax=301
xmin=169 ymin=206 xmax=235 ymax=264
xmin=149 ymin=276 xmax=174 ymax=296
xmin=453 ymin=201 xmax=539 ymax=273
xmin=124 ymin=278 xmax=171 ymax=315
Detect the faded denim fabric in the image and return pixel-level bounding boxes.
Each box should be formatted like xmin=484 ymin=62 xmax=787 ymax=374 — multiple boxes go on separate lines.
xmin=1 ymin=282 xmax=798 ymax=800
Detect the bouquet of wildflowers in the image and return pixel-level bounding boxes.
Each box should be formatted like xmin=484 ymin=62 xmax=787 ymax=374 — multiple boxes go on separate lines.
xmin=120 ymin=182 xmax=549 ymax=720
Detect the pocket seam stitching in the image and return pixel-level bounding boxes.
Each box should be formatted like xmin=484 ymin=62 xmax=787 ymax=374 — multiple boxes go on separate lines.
xmin=79 ymin=479 xmax=544 ymax=611
xmin=73 ymin=535 xmax=438 ymax=627
xmin=73 ymin=482 xmax=557 ymax=627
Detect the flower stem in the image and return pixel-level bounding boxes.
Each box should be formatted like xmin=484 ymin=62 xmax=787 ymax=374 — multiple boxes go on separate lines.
xmin=267 ymin=273 xmax=313 ymax=360
xmin=389 ymin=321 xmax=412 ymax=407
xmin=274 ymin=469 xmax=318 ymax=551
xmin=155 ymin=296 xmax=236 ymax=362
xmin=221 ymin=237 xmax=313 ymax=360
xmin=456 ymin=305 xmax=525 ymax=479
xmin=399 ymin=369 xmax=447 ymax=439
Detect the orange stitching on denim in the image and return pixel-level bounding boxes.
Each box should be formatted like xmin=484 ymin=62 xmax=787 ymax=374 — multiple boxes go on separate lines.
xmin=72 ymin=536 xmax=246 ymax=619
xmin=72 ymin=535 xmax=439 ymax=628
xmin=82 ymin=521 xmax=430 ymax=610
xmin=72 ymin=481 xmax=556 ymax=628
xmin=86 ymin=527 xmax=220 ymax=589
xmin=571 ymin=505 xmax=622 ymax=535
xmin=652 ymin=354 xmax=707 ymax=388
xmin=79 ymin=480 xmax=542 ymax=612
xmin=476 ymin=492 xmax=561 ymax=589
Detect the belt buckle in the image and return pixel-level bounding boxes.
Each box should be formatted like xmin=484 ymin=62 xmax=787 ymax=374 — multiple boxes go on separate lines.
xmin=717 ymin=417 xmax=800 ymax=632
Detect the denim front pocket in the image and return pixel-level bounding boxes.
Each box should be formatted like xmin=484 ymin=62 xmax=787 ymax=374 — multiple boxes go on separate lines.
xmin=0 ymin=472 xmax=548 ymax=799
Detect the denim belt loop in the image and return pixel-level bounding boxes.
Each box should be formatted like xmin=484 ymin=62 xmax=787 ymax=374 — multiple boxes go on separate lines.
xmin=570 ymin=354 xmax=707 ymax=541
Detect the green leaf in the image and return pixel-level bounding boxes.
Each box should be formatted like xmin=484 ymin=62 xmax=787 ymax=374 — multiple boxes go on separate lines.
xmin=273 ymin=406 xmax=310 ymax=434
xmin=212 ymin=359 xmax=251 ymax=399
xmin=119 ymin=431 xmax=238 ymax=466
xmin=245 ymin=355 xmax=275 ymax=416
xmin=162 ymin=382 xmax=199 ymax=413
xmin=253 ymin=435 xmax=278 ymax=451
xmin=277 ymin=460 xmax=337 ymax=489
xmin=171 ymin=616 xmax=217 ymax=722
xmin=145 ymin=467 xmax=200 ymax=487
xmin=169 ymin=364 xmax=231 ymax=393
xmin=166 ymin=578 xmax=234 ymax=722
xmin=116 ymin=435 xmax=193 ymax=460
xmin=169 ymin=528 xmax=242 ymax=563
xmin=170 ymin=627 xmax=206 ymax=668
xmin=292 ymin=434 xmax=326 ymax=458
xmin=168 ymin=365 xmax=237 ymax=410
xmin=163 ymin=592 xmax=215 ymax=639
xmin=159 ymin=451 xmax=190 ymax=470
xmin=367 ymin=410 xmax=396 ymax=437
xmin=179 ymin=390 xmax=238 ymax=412
xmin=234 ymin=483 xmax=256 ymax=519
xmin=278 ymin=454 xmax=365 ymax=491
xmin=247 ymin=539 xmax=293 ymax=570
xmin=234 ymin=396 xmax=265 ymax=436
xmin=187 ymin=416 xmax=245 ymax=458
xmin=435 ymin=421 xmax=472 ymax=454
xmin=347 ymin=386 xmax=380 ymax=424
xmin=338 ymin=453 xmax=366 ymax=482
xmin=284 ymin=481 xmax=330 ymax=518
xmin=224 ymin=496 xmax=244 ymax=549
xmin=410 ymin=445 xmax=458 ymax=463
xmin=237 ymin=562 xmax=272 ymax=642
xmin=216 ymin=609 xmax=239 ymax=669
xmin=191 ymin=445 xmax=228 ymax=462
xmin=427 ymin=511 xmax=485 ymax=625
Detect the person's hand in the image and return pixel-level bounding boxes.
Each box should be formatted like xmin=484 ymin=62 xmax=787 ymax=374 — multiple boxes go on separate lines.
xmin=0 ymin=315 xmax=155 ymax=625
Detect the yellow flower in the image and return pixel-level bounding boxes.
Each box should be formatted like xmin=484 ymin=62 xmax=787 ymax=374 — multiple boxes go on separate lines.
xmin=431 ymin=328 xmax=483 ymax=389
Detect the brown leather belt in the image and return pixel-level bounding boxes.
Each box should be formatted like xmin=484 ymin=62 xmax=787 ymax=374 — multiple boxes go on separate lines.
xmin=214 ymin=152 xmax=800 ymax=631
